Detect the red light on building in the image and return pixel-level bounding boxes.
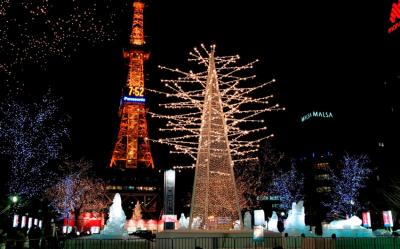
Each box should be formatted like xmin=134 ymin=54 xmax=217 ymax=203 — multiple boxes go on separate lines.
xmin=63 ymin=212 xmax=104 ymax=233
xmin=63 ymin=214 xmax=75 ymax=227
xmin=78 ymin=212 xmax=104 ymax=232
xmin=390 ymin=0 xmax=400 ymax=23
xmin=388 ymin=0 xmax=400 ymax=33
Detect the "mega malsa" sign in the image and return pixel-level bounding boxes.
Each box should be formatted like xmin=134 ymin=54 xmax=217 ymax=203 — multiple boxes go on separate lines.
xmin=301 ymin=111 xmax=334 ymax=122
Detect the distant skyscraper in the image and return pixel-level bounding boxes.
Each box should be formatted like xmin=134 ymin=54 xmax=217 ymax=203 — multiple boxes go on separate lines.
xmin=290 ymin=110 xmax=339 ymax=226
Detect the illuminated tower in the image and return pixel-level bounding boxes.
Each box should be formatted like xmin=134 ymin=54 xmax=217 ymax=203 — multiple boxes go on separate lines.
xmin=189 ymin=48 xmax=242 ymax=230
xmin=110 ymin=1 xmax=154 ymax=169
xmin=151 ymin=44 xmax=282 ymax=228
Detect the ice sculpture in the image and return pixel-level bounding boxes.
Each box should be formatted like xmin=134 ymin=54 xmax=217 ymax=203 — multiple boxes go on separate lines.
xmin=267 ymin=211 xmax=279 ymax=232
xmin=99 ymin=193 xmax=128 ymax=238
xmin=284 ymin=201 xmax=309 ymax=235
xmin=179 ymin=213 xmax=189 ymax=229
xmin=285 ymin=201 xmax=305 ymax=228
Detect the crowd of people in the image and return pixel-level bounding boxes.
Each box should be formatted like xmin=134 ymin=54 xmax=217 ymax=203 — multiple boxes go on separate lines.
xmin=0 ymin=225 xmax=42 ymax=249
xmin=0 ymin=221 xmax=62 ymax=249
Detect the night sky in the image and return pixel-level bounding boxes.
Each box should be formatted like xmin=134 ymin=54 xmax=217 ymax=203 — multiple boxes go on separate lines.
xmin=3 ymin=0 xmax=388 ymax=169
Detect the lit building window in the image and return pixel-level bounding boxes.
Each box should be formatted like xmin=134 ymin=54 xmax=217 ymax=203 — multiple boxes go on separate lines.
xmin=314 ymin=174 xmax=330 ymax=180
xmin=314 ymin=163 xmax=329 ymax=170
xmin=316 ymin=186 xmax=331 ymax=193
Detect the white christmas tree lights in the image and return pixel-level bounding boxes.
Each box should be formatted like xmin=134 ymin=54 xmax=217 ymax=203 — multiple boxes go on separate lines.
xmin=150 ymin=44 xmax=283 ymax=229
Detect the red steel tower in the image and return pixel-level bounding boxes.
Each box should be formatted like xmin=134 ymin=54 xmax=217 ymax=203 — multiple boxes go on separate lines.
xmin=110 ymin=1 xmax=154 ymax=169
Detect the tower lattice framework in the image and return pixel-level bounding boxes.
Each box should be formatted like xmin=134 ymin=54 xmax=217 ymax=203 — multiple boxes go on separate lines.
xmin=190 ymin=47 xmax=242 ymax=230
xmin=110 ymin=1 xmax=154 ymax=169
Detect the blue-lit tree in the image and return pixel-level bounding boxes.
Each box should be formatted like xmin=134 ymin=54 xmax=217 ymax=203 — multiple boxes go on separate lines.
xmin=0 ymin=91 xmax=69 ymax=200
xmin=327 ymin=154 xmax=371 ymax=218
xmin=268 ymin=162 xmax=304 ymax=211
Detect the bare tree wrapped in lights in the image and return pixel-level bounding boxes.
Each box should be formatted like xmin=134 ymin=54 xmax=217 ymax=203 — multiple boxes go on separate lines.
xmin=150 ymin=44 xmax=283 ymax=229
xmin=46 ymin=159 xmax=109 ymax=224
xmin=326 ymin=153 xmax=371 ymax=218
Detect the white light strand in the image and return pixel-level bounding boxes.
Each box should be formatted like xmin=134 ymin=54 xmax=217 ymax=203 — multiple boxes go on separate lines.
xmin=150 ymin=45 xmax=284 ymax=168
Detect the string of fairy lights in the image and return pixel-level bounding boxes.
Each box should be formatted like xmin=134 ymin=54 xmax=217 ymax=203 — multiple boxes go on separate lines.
xmin=0 ymin=93 xmax=69 ymax=199
xmin=0 ymin=0 xmax=121 ymax=82
xmin=149 ymin=44 xmax=284 ymax=170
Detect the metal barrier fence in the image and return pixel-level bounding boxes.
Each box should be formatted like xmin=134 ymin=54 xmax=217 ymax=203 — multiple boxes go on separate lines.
xmin=63 ymin=238 xmax=152 ymax=249
xmin=2 ymin=236 xmax=400 ymax=249
xmin=154 ymin=237 xmax=400 ymax=249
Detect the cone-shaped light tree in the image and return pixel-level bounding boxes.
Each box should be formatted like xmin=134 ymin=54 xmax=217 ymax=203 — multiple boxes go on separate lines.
xmin=150 ymin=44 xmax=283 ymax=229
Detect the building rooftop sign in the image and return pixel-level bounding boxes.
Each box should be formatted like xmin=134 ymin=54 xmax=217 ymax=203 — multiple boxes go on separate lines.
xmin=388 ymin=0 xmax=400 ymax=34
xmin=301 ymin=111 xmax=333 ymax=122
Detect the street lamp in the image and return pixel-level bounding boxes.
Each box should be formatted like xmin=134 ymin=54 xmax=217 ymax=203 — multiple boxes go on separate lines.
xmin=11 ymin=195 xmax=19 ymax=204
xmin=0 ymin=196 xmax=18 ymax=215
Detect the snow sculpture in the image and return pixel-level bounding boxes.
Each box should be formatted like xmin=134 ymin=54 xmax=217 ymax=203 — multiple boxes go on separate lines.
xmin=100 ymin=193 xmax=128 ymax=237
xmin=244 ymin=211 xmax=252 ymax=230
xmin=328 ymin=216 xmax=362 ymax=229
xmin=323 ymin=215 xmax=374 ymax=237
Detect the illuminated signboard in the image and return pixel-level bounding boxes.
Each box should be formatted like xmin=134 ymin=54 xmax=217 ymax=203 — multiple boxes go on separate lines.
xmin=164 ymin=170 xmax=176 ymax=215
xmin=21 ymin=216 xmax=27 ymax=228
xmin=383 ymin=210 xmax=393 ymax=227
xmin=28 ymin=217 xmax=33 ymax=229
xmin=301 ymin=111 xmax=333 ymax=122
xmin=13 ymin=215 xmax=19 ymax=228
xmin=129 ymin=86 xmax=144 ymax=96
xmin=162 ymin=215 xmax=177 ymax=222
xmin=257 ymin=195 xmax=279 ymax=201
xmin=362 ymin=211 xmax=371 ymax=228
xmin=389 ymin=0 xmax=400 ymax=33
xmin=123 ymin=96 xmax=146 ymax=103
